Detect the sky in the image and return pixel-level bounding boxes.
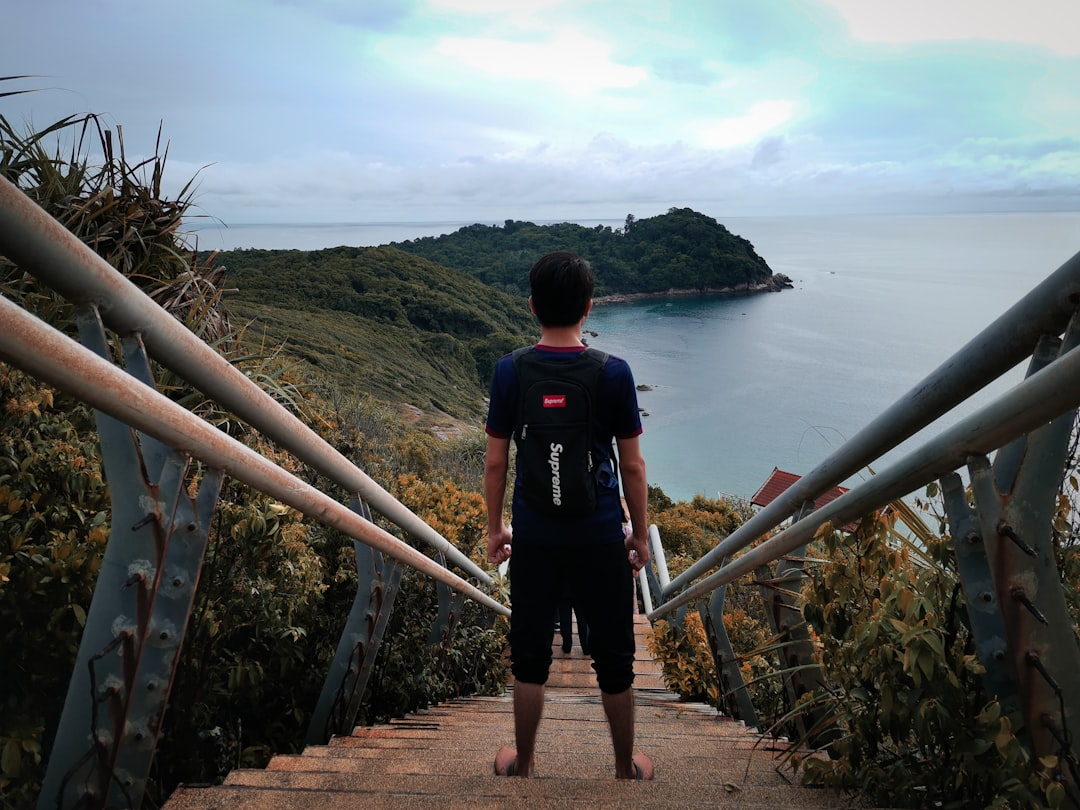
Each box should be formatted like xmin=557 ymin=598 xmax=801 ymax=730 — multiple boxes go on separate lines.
xmin=4 ymin=0 xmax=1080 ymax=228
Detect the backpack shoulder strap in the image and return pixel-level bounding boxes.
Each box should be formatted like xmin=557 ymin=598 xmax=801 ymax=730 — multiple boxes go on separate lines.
xmin=513 ymin=345 xmax=608 ymax=367
xmin=580 ymin=348 xmax=609 ymax=430
xmin=581 ymin=346 xmax=609 ymax=370
xmin=511 ymin=345 xmax=534 ymax=368
xmin=512 ymin=345 xmax=608 ymax=379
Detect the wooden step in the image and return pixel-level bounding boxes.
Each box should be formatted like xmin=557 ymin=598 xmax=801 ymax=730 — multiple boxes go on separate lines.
xmin=164 ymin=689 xmax=880 ymax=809
xmin=162 ymin=615 xmax=888 ymax=809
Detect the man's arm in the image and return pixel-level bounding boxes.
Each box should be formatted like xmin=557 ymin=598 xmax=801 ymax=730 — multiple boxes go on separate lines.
xmin=484 ymin=435 xmax=513 ymax=564
xmin=615 ymin=435 xmax=650 ymax=571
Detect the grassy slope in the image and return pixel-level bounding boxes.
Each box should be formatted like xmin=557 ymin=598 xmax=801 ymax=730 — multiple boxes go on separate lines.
xmin=218 ymin=245 xmax=537 ymax=423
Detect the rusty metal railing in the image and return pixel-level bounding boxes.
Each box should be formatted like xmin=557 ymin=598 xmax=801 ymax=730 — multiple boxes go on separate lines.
xmin=0 ymin=177 xmax=489 ymax=586
xmin=662 ymin=248 xmax=1080 ymax=600
xmin=0 ymin=175 xmax=508 ymax=810
xmin=0 ymin=292 xmax=503 ymax=607
xmin=643 ymin=247 xmax=1080 ymax=803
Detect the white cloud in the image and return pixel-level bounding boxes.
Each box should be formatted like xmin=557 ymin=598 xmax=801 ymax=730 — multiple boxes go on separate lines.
xmin=699 ymin=100 xmax=796 ymax=149
xmin=821 ymin=0 xmax=1080 ymax=56
xmin=433 ymin=28 xmax=649 ymax=93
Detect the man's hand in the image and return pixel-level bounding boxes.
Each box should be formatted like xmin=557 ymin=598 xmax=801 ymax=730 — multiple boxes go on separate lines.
xmin=487 ymin=524 xmax=513 ymax=565
xmin=484 ymin=436 xmax=512 ymax=565
xmin=615 ymin=437 xmax=649 ymax=573
xmin=625 ymin=527 xmax=650 ymax=572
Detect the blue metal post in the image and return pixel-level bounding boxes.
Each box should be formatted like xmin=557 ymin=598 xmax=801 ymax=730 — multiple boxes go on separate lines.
xmin=973 ymin=322 xmax=1080 ymax=798
xmin=40 ymin=307 xmax=222 ymax=809
xmin=701 ymin=563 xmax=758 ymax=727
xmin=940 ymin=470 xmax=1017 ymax=713
xmin=306 ymin=497 xmax=403 ymax=744
xmin=756 ymin=500 xmax=833 ymax=744
xmin=427 ymin=554 xmax=466 ymax=648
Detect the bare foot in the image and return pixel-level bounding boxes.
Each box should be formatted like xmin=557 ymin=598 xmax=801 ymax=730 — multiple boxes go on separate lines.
xmin=617 ymin=752 xmax=654 ymax=780
xmin=494 ymin=745 xmax=519 ymax=777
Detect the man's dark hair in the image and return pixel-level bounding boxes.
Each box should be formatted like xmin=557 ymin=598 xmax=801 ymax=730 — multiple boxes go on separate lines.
xmin=529 ymin=251 xmax=595 ymax=327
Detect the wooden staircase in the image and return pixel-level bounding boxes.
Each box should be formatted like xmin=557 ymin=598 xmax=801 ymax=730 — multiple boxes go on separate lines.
xmin=163 ymin=615 xmax=877 ymax=808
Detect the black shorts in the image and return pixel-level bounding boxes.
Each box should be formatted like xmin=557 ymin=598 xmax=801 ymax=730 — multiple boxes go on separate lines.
xmin=508 ymin=541 xmax=636 ymax=694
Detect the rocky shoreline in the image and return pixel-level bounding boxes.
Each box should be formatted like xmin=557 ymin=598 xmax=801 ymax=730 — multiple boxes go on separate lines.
xmin=592 ymin=273 xmax=794 ymax=305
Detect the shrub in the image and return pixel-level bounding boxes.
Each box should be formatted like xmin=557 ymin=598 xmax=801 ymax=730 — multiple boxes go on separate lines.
xmin=797 ymin=512 xmax=1064 ymax=808
xmin=645 ymin=492 xmax=783 ymax=724
xmin=0 ymin=371 xmax=108 ymax=805
xmin=652 ymin=494 xmax=752 ymax=562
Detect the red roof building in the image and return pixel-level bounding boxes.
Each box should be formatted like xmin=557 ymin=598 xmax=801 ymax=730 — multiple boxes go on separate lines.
xmin=750 ymin=467 xmax=848 ymax=513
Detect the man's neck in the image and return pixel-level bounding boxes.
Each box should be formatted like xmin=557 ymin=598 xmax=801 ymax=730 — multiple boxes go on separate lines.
xmin=537 ymin=324 xmax=584 ymax=348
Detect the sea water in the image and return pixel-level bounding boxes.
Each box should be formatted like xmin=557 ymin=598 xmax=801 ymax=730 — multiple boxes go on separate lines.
xmin=187 ymin=211 xmax=1080 ymax=501
xmin=587 ymin=211 xmax=1080 ymax=501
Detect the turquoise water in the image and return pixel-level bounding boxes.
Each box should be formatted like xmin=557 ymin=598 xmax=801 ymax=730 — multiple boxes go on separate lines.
xmin=585 ymin=212 xmax=1080 ymax=501
xmin=194 ymin=211 xmax=1080 ymax=502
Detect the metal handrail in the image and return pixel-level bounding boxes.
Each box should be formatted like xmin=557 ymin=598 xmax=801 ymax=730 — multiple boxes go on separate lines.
xmin=0 ymin=293 xmax=509 ymax=616
xmin=664 ymin=248 xmax=1080 ymax=598
xmin=650 ymin=317 xmax=1080 ymax=618
xmin=0 ymin=175 xmax=491 ymax=586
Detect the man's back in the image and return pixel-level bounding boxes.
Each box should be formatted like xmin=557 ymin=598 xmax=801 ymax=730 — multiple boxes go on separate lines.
xmin=484 ymin=251 xmax=654 ymax=781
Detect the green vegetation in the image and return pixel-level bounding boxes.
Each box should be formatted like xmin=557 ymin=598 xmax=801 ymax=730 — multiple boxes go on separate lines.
xmin=215 ymin=245 xmax=537 ymax=420
xmin=0 ymin=108 xmax=508 ymax=805
xmin=642 ymin=492 xmax=783 ymax=716
xmin=391 ymin=208 xmax=781 ymax=296
xmin=210 ymin=207 xmax=786 ymax=423
xmin=646 ymin=487 xmax=1080 ymax=809
xmin=795 ymin=503 xmax=1078 ymax=808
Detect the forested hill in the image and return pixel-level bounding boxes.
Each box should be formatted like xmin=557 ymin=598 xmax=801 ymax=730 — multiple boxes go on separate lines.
xmin=211 ymin=208 xmax=787 ymax=422
xmin=215 ymin=246 xmax=536 ymax=420
xmin=390 ymin=207 xmax=784 ymax=296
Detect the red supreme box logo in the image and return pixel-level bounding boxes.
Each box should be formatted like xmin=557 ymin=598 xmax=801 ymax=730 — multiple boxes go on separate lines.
xmin=542 ymin=395 xmax=566 ymax=408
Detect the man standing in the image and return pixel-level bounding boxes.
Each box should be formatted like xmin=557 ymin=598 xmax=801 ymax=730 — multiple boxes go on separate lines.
xmin=485 ymin=251 xmax=654 ymax=780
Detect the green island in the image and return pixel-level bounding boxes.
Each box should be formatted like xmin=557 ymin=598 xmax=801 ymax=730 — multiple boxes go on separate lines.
xmin=216 ymin=207 xmax=793 ymax=425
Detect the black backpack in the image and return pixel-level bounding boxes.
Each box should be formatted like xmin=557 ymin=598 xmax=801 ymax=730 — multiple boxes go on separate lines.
xmin=512 ymin=346 xmax=609 ymax=517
